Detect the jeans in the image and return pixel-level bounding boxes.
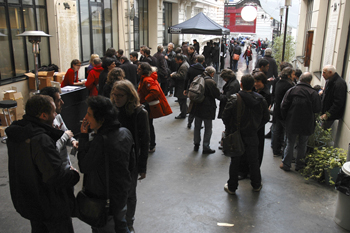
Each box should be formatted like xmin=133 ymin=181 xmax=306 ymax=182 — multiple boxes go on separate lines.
xmin=213 ymin=62 xmax=219 ymax=73
xmin=92 ymin=206 xmax=130 ymax=233
xmin=282 ymin=132 xmax=309 ymax=169
xmin=126 ymin=168 xmax=139 ymax=227
xmin=272 ymin=119 xmax=286 ymax=156
xmin=232 ymin=60 xmax=238 ymax=71
xmin=245 ymin=56 xmax=250 ymax=66
xmin=31 ymin=218 xmax=74 ymax=233
xmin=177 ymin=98 xmax=188 ymax=117
xmin=228 ymin=135 xmax=261 ymax=191
xmin=194 ymin=116 xmax=212 ymax=150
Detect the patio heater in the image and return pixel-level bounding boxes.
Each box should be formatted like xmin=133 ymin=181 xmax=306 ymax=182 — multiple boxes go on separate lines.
xmin=282 ymin=0 xmax=291 ymax=61
xmin=17 ymin=31 xmax=52 ymax=92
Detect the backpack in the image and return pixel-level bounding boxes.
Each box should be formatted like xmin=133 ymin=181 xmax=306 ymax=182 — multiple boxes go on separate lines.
xmin=188 ymin=75 xmax=206 ymax=103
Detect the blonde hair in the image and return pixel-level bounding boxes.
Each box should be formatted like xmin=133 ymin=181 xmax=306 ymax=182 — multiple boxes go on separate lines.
xmin=106 ymin=67 xmax=125 ymax=85
xmin=89 ymin=54 xmax=99 ymax=64
xmin=111 ymin=79 xmax=140 ymax=116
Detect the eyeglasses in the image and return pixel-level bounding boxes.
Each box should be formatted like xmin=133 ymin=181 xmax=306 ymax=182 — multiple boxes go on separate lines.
xmin=75 ymin=64 xmax=81 ymax=66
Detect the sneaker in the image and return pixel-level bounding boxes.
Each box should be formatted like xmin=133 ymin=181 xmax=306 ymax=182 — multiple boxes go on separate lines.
xmin=128 ymin=226 xmax=135 ymax=233
xmin=203 ymin=149 xmax=215 ymax=154
xmin=194 ymin=144 xmax=199 ymax=152
xmin=149 ymin=147 xmax=156 ymax=153
xmin=279 ymin=163 xmax=290 ymax=171
xmin=187 ymin=123 xmax=191 ymax=129
xmin=224 ymin=183 xmax=235 ymax=195
xmin=253 ymin=184 xmax=263 ymax=192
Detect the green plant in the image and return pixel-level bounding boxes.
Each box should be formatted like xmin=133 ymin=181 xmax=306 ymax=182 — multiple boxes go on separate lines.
xmin=301 ymin=147 xmax=347 ymax=185
xmin=307 ymin=116 xmax=333 ymax=149
xmin=272 ymin=34 xmax=295 ymax=66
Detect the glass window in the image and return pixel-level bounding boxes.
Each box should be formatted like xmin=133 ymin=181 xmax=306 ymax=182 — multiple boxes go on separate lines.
xmin=91 ymin=4 xmax=103 ymax=56
xmin=78 ymin=0 xmax=91 ymax=61
xmin=35 ymin=0 xmax=45 ymax=6
xmin=0 ymin=7 xmax=13 ymax=79
xmin=23 ymin=7 xmax=36 ymax=72
xmin=22 ymin=0 xmax=33 ymax=4
xmin=7 ymin=0 xmax=20 ymax=3
xmin=163 ymin=2 xmax=172 ymax=46
xmin=104 ymin=1 xmax=112 ymax=50
xmin=36 ymin=8 xmax=49 ymax=66
xmin=134 ymin=0 xmax=148 ymax=50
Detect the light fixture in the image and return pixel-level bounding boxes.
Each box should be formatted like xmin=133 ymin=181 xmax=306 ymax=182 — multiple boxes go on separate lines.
xmin=241 ymin=6 xmax=257 ymax=22
xmin=17 ymin=31 xmax=52 ymax=92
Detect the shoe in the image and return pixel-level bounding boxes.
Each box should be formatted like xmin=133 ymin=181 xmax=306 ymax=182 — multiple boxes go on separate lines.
xmin=175 ymin=115 xmax=186 ymax=119
xmin=279 ymin=163 xmax=290 ymax=171
xmin=169 ymin=94 xmax=173 ymax=97
xmin=149 ymin=147 xmax=156 ymax=153
xmin=187 ymin=123 xmax=191 ymax=129
xmin=264 ymin=131 xmax=272 ymax=138
xmin=194 ymin=144 xmax=199 ymax=151
xmin=203 ymin=149 xmax=215 ymax=154
xmin=175 ymin=99 xmax=178 ymax=102
xmin=253 ymin=184 xmax=263 ymax=192
xmin=128 ymin=226 xmax=135 ymax=233
xmin=224 ymin=183 xmax=235 ymax=195
xmin=218 ymin=145 xmax=223 ymax=150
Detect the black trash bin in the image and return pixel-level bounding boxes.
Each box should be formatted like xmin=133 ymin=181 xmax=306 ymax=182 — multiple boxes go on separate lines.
xmin=334 ymin=161 xmax=350 ymax=230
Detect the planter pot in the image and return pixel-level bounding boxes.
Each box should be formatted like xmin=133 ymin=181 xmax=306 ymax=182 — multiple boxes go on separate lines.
xmin=325 ymin=167 xmax=341 ymax=185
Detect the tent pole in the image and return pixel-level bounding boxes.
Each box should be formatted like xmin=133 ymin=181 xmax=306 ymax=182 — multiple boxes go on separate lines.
xmin=218 ymin=38 xmax=221 ymax=73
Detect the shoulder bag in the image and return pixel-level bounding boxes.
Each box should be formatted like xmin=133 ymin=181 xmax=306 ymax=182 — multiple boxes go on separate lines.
xmin=222 ymin=94 xmax=245 ymax=157
xmin=76 ymin=135 xmax=110 ymax=228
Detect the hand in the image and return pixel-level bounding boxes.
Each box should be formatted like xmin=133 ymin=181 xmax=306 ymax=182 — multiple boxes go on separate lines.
xmin=138 ymin=173 xmax=146 ymax=180
xmin=267 ymin=77 xmax=275 ymax=82
xmin=65 ymin=130 xmax=73 ymax=139
xmin=70 ymin=166 xmax=78 ymax=172
xmin=183 ymin=90 xmax=188 ymax=96
xmin=318 ymin=89 xmax=323 ymax=96
xmin=165 ymin=55 xmax=168 ymax=60
xmin=72 ymin=140 xmax=79 ymax=148
xmin=80 ymin=118 xmax=90 ymax=133
xmin=320 ymin=114 xmax=328 ymax=121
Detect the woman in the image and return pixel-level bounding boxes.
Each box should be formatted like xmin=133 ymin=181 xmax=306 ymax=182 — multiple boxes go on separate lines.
xmin=111 ymin=80 xmax=150 ymax=233
xmin=102 ymin=67 xmax=125 ymax=98
xmin=98 ymin=57 xmax=117 ymax=95
xmin=218 ymin=69 xmax=240 ymax=119
xmin=137 ymin=62 xmax=172 ymax=152
xmin=243 ymin=45 xmax=253 ymax=69
xmin=87 ymin=54 xmax=99 ymax=73
xmin=78 ymin=96 xmax=133 ymax=233
xmin=61 ymin=59 xmax=85 ymax=87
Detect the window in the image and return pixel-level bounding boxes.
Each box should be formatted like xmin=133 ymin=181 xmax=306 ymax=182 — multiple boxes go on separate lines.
xmin=163 ymin=2 xmax=172 ymax=46
xmin=0 ymin=0 xmax=49 ymax=81
xmin=134 ymin=0 xmax=148 ymax=50
xmin=77 ymin=0 xmax=114 ymax=62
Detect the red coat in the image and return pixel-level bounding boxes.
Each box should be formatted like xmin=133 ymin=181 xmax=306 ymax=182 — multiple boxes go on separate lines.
xmin=138 ymin=72 xmax=172 ymax=119
xmin=85 ymin=65 xmax=104 ymax=96
xmin=61 ymin=68 xmax=78 ymax=87
xmin=244 ymin=50 xmax=253 ymax=60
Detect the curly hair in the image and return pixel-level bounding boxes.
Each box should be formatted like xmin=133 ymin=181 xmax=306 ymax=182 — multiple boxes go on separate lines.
xmin=111 ymin=80 xmax=140 ymax=116
xmin=281 ymin=67 xmax=294 ymax=79
xmin=106 ymin=67 xmax=125 ymax=85
xmin=86 ymin=95 xmax=118 ymax=125
xmin=220 ymin=69 xmax=236 ymax=80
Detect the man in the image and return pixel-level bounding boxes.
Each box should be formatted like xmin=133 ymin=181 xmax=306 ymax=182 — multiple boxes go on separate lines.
xmin=153 ymin=45 xmax=169 ymax=94
xmin=188 ymin=45 xmax=198 ymax=65
xmin=165 ymin=42 xmax=176 ymax=73
xmin=220 ymin=40 xmax=227 ymax=71
xmin=130 ymin=51 xmax=139 ymax=66
xmin=193 ymin=39 xmax=200 ymax=54
xmin=222 ymin=74 xmax=269 ymax=194
xmin=211 ymin=43 xmax=220 ymax=73
xmin=231 ymin=41 xmax=241 ymax=72
xmin=252 ymin=58 xmax=269 ymax=76
xmin=192 ymin=66 xmax=221 ymax=154
xmin=40 ymin=87 xmax=78 ymax=168
xmin=202 ymin=42 xmax=212 ymax=66
xmin=171 ymin=53 xmax=190 ymax=119
xmin=117 ymin=49 xmax=124 ymax=61
xmin=120 ymin=55 xmax=138 ymax=89
xmin=255 ymin=48 xmax=278 ymax=82
xmin=181 ymin=41 xmax=189 ymax=57
xmin=85 ymin=57 xmax=103 ymax=96
xmin=320 ymin=64 xmax=347 ymax=129
xmin=280 ymin=72 xmax=321 ymax=171
xmin=143 ymin=47 xmax=158 ymax=67
xmin=6 ymin=95 xmax=80 ymax=232
xmin=183 ymin=54 xmax=206 ymax=128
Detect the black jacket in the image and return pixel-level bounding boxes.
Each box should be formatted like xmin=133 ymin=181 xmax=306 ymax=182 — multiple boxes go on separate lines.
xmin=192 ymin=76 xmax=221 ymax=120
xmin=253 ymin=85 xmax=272 ymax=106
xmin=233 ymin=44 xmax=242 ymax=55
xmin=256 ymin=55 xmax=278 ymax=79
xmin=218 ymin=78 xmax=240 ymax=118
xmin=321 ymin=72 xmax=347 ymax=120
xmin=6 ymin=115 xmax=79 ymax=221
xmin=202 ymin=45 xmax=212 ymax=60
xmin=273 ymin=78 xmax=294 ymax=121
xmin=281 ymin=82 xmax=321 ymax=135
xmin=98 ymin=69 xmax=109 ymax=95
xmin=120 ymin=60 xmax=138 ymax=89
xmin=78 ymin=120 xmax=134 ymax=215
xmin=211 ymin=46 xmax=220 ymax=63
xmin=184 ymin=63 xmax=205 ymax=91
xmin=165 ymin=50 xmax=176 ymax=72
xmin=153 ymin=52 xmax=168 ymax=82
xmin=222 ymin=91 xmax=270 ymax=137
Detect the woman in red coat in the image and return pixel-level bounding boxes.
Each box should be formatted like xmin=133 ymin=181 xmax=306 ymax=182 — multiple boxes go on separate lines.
xmin=137 ymin=62 xmax=172 ymax=152
xmin=61 ymin=59 xmax=86 ymax=87
xmin=243 ymin=46 xmax=253 ymax=69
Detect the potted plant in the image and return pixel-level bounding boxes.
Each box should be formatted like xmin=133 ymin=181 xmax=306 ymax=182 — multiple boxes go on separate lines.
xmin=307 ymin=115 xmax=333 ymax=153
xmin=301 ymin=146 xmax=347 ymax=185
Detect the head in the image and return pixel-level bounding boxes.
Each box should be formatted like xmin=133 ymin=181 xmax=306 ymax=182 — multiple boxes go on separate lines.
xmin=205 ymin=66 xmax=216 ymax=77
xmin=193 ymin=39 xmax=197 ymax=44
xmin=117 ymin=49 xmax=124 ymax=58
xmin=253 ymin=72 xmax=267 ymax=91
xmin=89 ymin=54 xmax=99 ymax=65
xmin=40 ymin=87 xmax=64 ymax=114
xmin=85 ymin=96 xmax=118 ymax=131
xmin=299 ymin=72 xmax=313 ymax=84
xmin=26 ymin=95 xmax=56 ymax=126
xmin=279 ymin=61 xmax=293 ymax=72
xmin=175 ymin=53 xmax=184 ymax=64
xmin=70 ymin=59 xmax=81 ymax=72
xmin=157 ymin=45 xmax=164 ymax=53
xmin=137 ymin=62 xmax=152 ymax=76
xmin=120 ymin=56 xmax=128 ymax=64
xmin=281 ymin=67 xmax=295 ymax=80
xmin=102 ymin=57 xmax=116 ymax=70
xmin=188 ymin=45 xmax=195 ymax=54
xmin=143 ymin=47 xmax=151 ymax=57
xmin=295 ymin=68 xmax=302 ymax=81
xmin=167 ymin=43 xmax=174 ymax=52
xmin=174 ymin=47 xmax=182 ymax=54
xmin=258 ymin=59 xmax=270 ymax=73
xmin=322 ymin=65 xmax=336 ymax=80
xmin=105 ymin=48 xmax=117 ymax=57
xmin=130 ymin=51 xmax=138 ymax=62
xmin=111 ymin=79 xmax=140 ymax=115
xmin=106 ymin=67 xmax=125 ymax=85
xmin=196 ymin=54 xmax=205 ymax=64
xmin=265 ymin=48 xmax=272 ymax=56
xmin=93 ymin=58 xmax=102 ymax=66
xmin=140 ymin=45 xmax=146 ymax=55
xmin=241 ymin=74 xmax=254 ymax=91
xmin=207 ymin=42 xmax=210 ymax=46
xmin=220 ymin=69 xmax=236 ymax=82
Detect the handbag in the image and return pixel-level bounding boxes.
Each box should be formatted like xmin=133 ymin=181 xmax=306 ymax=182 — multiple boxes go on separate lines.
xmin=233 ymin=54 xmax=240 ymax=61
xmin=222 ymin=94 xmax=245 ymax=157
xmin=76 ymin=135 xmax=110 ymax=228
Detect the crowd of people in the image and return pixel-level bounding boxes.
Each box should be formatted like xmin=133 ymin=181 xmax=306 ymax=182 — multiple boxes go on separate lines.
xmin=6 ymin=37 xmax=347 ymax=233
